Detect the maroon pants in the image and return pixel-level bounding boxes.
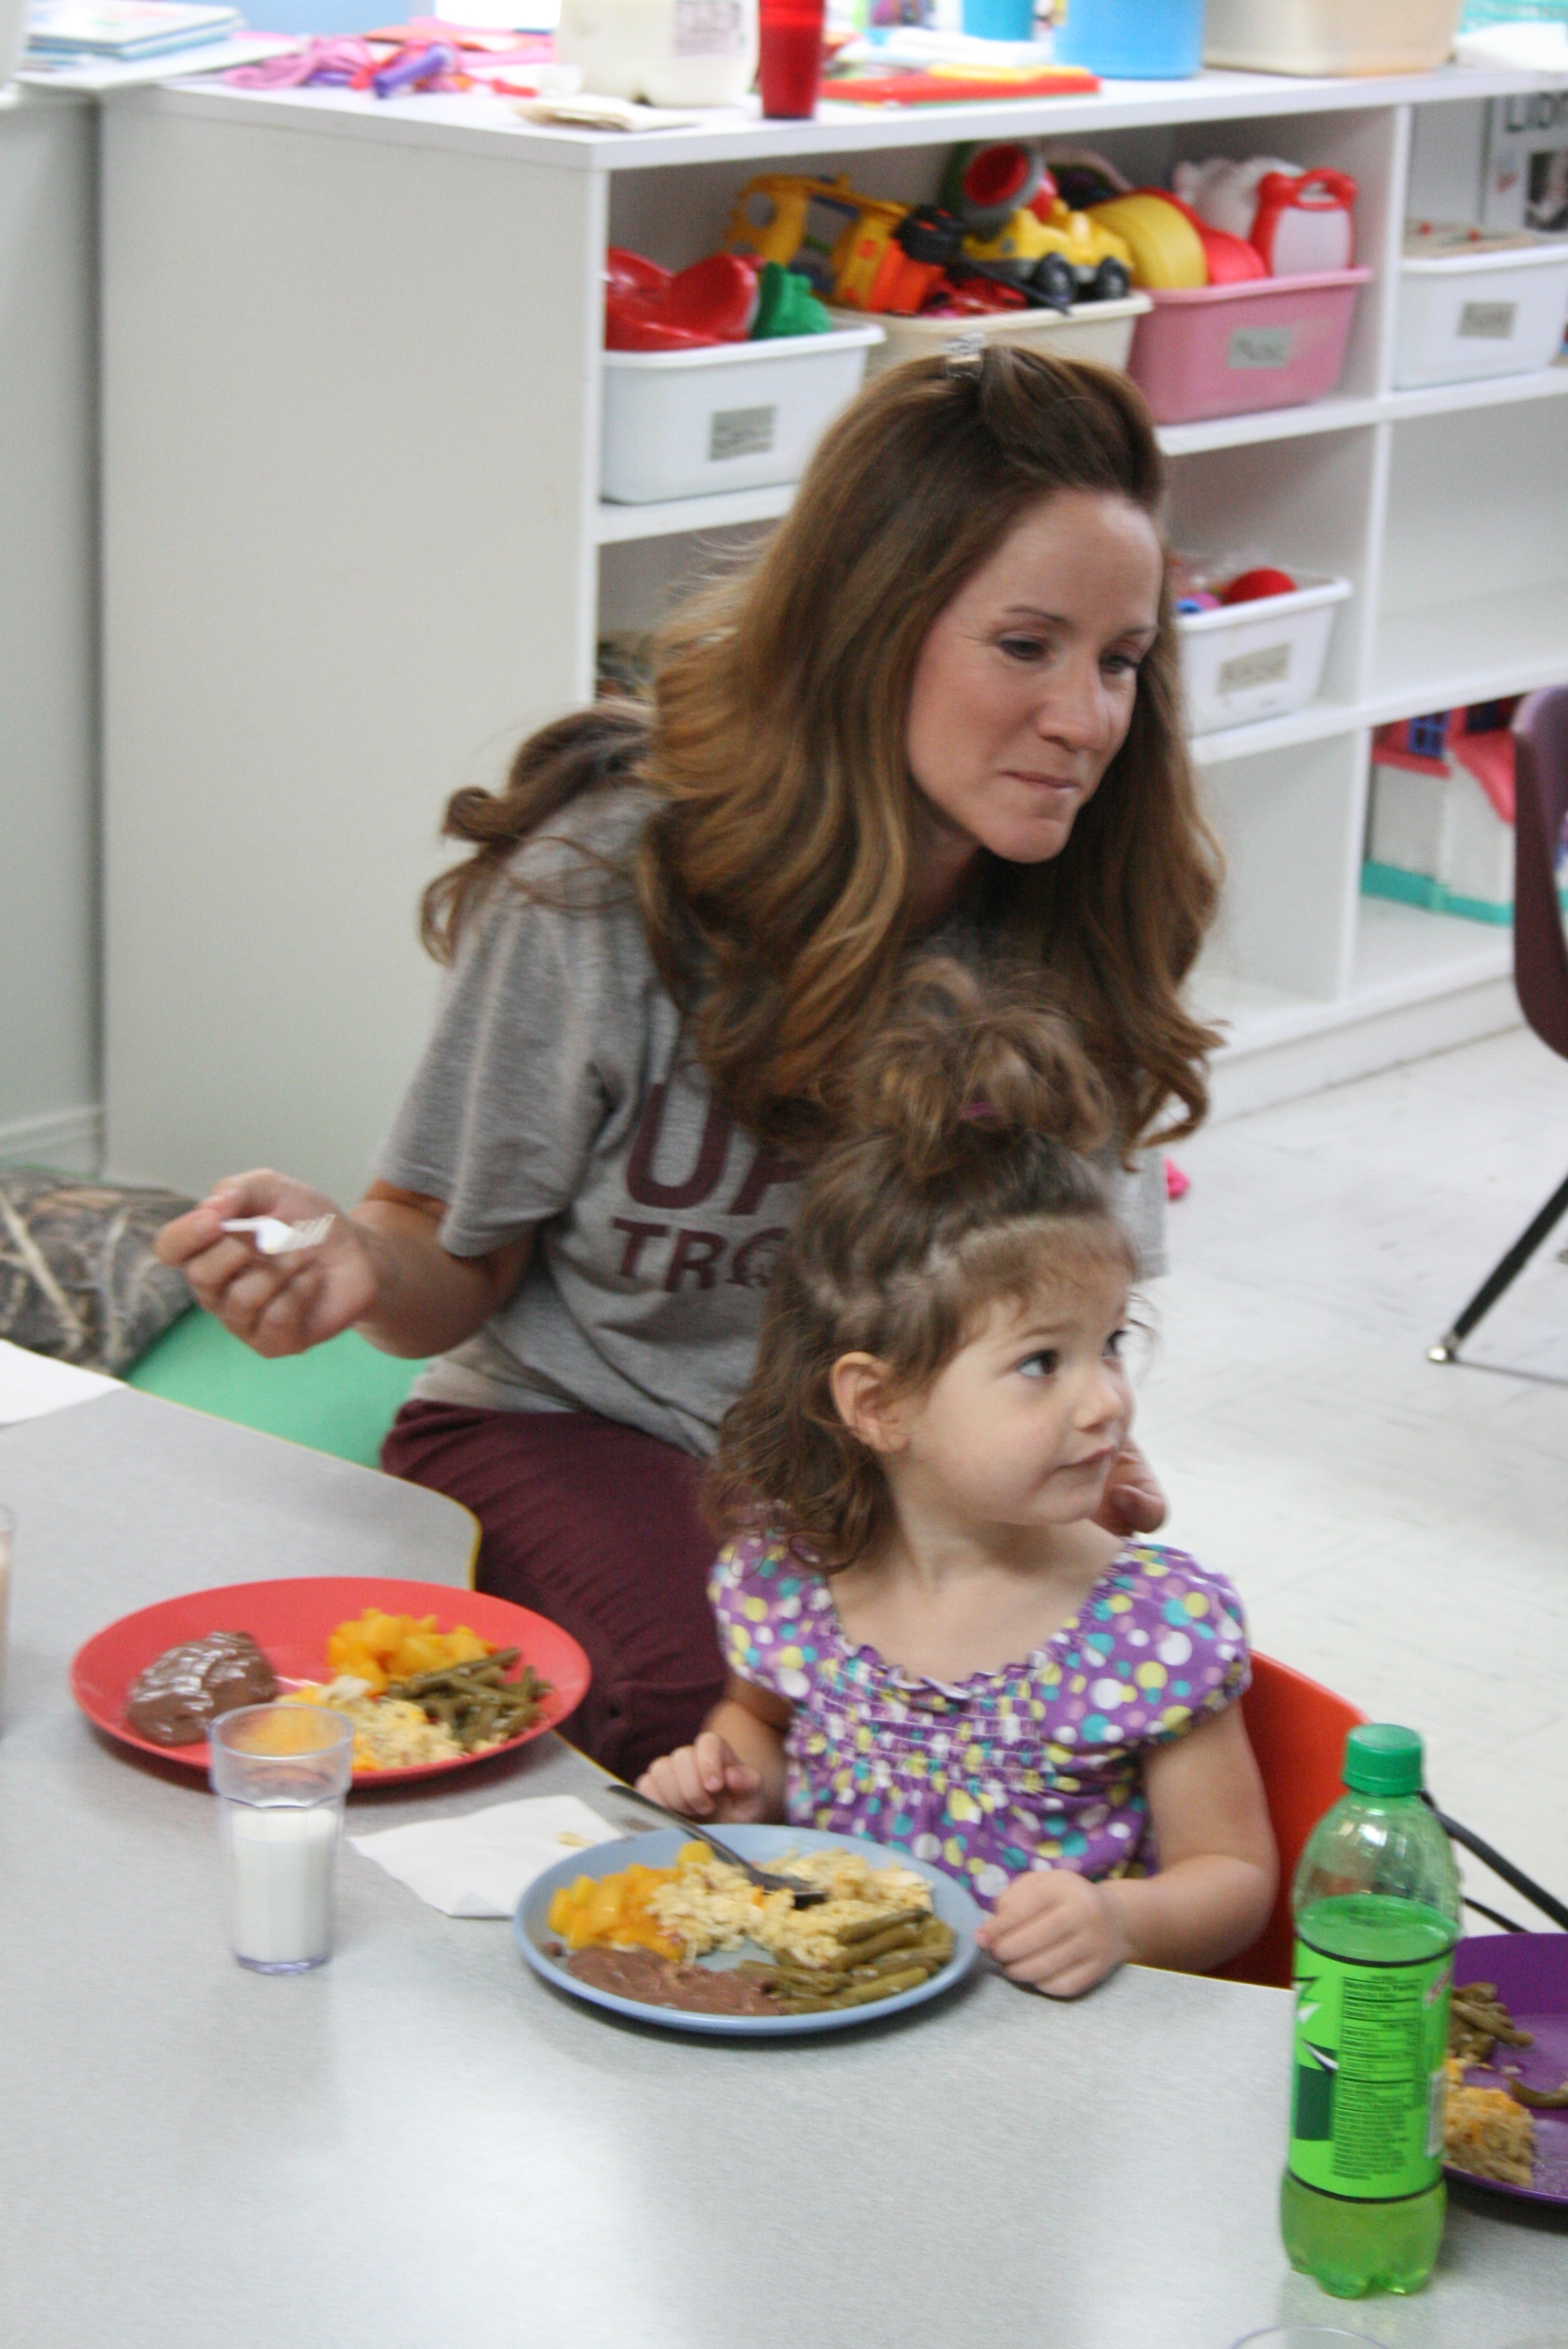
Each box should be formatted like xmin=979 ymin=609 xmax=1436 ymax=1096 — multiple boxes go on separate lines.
xmin=380 ymin=1401 xmax=726 ymax=1782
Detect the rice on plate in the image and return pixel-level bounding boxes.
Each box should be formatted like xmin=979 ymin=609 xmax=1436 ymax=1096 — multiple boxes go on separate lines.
xmin=650 ymin=1846 xmax=931 ymax=1968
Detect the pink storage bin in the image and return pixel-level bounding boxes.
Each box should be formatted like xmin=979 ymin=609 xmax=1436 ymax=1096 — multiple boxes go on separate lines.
xmin=1127 ymin=267 xmax=1371 ymax=424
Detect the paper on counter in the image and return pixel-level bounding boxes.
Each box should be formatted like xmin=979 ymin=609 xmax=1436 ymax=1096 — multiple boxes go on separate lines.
xmin=348 ymin=1793 xmax=628 ymax=1917
xmin=0 ymin=1339 xmax=118 ymax=1426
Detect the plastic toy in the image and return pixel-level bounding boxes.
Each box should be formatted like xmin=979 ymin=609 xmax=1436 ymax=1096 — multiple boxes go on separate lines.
xmin=962 ymin=194 xmax=1133 ymax=304
xmin=941 ymin=140 xmax=1046 ymax=238
xmin=751 ymin=259 xmax=835 ymax=337
xmin=1086 ymin=191 xmax=1206 ymax=290
xmin=602 ymin=249 xmax=834 ymax=350
xmin=1172 ymin=158 xmax=1358 ymax=274
xmin=605 ymin=249 xmax=760 ymax=350
xmin=1220 ymin=565 xmax=1299 ymax=603
xmin=725 ymin=176 xmax=936 ymax=309
xmin=896 ymin=206 xmax=1079 ymax=313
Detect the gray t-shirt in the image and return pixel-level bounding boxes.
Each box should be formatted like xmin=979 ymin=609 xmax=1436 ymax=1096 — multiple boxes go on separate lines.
xmin=377 ymin=789 xmax=1165 ymax=1456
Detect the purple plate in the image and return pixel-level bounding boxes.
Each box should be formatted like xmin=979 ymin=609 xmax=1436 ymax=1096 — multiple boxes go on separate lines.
xmin=1451 ymin=1934 xmax=1568 ymax=2207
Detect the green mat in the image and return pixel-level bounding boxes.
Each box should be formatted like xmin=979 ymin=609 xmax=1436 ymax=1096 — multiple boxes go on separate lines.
xmin=127 ymin=1309 xmax=425 ymax=1468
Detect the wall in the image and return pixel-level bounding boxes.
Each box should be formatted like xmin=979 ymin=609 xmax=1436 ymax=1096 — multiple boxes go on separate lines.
xmin=0 ymin=97 xmax=98 ymax=1174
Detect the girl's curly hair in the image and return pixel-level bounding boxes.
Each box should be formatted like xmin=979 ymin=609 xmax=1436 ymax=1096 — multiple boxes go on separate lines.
xmin=705 ymin=958 xmax=1138 ymax=1570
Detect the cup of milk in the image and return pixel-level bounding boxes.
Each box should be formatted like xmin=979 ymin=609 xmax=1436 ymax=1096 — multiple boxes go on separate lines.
xmin=209 ymin=1704 xmax=354 ymax=1973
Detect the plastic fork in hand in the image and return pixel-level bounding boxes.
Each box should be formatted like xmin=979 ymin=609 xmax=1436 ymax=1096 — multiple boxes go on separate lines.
xmin=605 ymin=1783 xmax=827 ymax=1906
xmin=221 ymin=1215 xmax=334 ymax=1255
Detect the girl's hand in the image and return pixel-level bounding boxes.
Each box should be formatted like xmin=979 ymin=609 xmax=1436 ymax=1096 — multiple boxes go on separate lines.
xmin=156 ymin=1172 xmax=379 ymax=1358
xmin=1095 ymin=1440 xmax=1167 ymax=1537
xmin=976 ymin=1868 xmax=1130 ymax=1999
xmin=636 ymin=1732 xmax=770 ymax=1823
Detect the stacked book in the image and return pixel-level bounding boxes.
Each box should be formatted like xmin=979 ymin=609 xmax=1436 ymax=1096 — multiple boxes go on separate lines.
xmin=26 ymin=0 xmax=243 ymax=58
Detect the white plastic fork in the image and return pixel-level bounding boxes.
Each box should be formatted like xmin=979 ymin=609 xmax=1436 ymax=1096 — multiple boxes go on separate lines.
xmin=222 ymin=1214 xmax=334 ymax=1255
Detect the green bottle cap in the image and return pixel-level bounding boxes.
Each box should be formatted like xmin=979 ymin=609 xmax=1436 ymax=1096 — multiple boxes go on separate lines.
xmin=1342 ymin=1723 xmax=1425 ymax=1797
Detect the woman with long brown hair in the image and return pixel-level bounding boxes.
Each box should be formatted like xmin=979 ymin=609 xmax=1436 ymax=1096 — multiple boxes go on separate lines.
xmin=158 ymin=347 xmax=1222 ymax=1779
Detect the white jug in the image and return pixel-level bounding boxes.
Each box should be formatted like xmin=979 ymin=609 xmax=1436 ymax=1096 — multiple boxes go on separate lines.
xmin=555 ymin=0 xmax=759 ymax=104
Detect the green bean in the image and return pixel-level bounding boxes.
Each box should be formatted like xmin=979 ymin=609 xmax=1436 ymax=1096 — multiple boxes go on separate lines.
xmin=1510 ymin=2080 xmax=1568 ymax=2109
xmin=837 ymin=1967 xmax=930 ymax=2004
xmin=834 ymin=1919 xmax=922 ymax=1965
xmin=913 ymin=1919 xmax=955 ymax=1959
xmin=851 ymin=1949 xmax=942 ymax=1979
xmin=837 ymin=1906 xmax=928 ymax=1946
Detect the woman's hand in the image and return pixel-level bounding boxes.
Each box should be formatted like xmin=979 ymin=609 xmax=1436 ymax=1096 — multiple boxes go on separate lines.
xmin=976 ymin=1868 xmax=1131 ymax=1999
xmin=636 ymin=1731 xmax=771 ymax=1824
xmin=1095 ymin=1440 xmax=1167 ymax=1537
xmin=155 ymin=1172 xmax=379 ymax=1358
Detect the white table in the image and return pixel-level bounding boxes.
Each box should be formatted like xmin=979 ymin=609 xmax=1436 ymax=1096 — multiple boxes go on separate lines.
xmin=3 ymin=1389 xmax=1563 ymax=2345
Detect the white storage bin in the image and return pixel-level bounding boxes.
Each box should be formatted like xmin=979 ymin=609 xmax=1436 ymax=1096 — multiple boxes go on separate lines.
xmin=1204 ymin=0 xmax=1462 ymax=74
xmin=1394 ymin=235 xmax=1568 ymax=389
xmin=1177 ymin=572 xmax=1351 ymax=735
xmin=828 ymin=294 xmax=1152 ymax=376
xmin=601 ymin=325 xmax=883 ymax=505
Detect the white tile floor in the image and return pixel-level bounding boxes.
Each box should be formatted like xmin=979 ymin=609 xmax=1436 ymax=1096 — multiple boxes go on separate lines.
xmin=1138 ymin=1022 xmax=1568 ymax=1935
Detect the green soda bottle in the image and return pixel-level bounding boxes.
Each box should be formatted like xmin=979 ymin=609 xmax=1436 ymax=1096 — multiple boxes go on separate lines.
xmin=1280 ymin=1723 xmax=1461 ymax=2298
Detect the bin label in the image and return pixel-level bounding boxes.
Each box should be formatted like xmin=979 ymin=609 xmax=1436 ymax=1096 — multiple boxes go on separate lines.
xmin=1458 ymin=300 xmax=1518 ymax=341
xmin=709 ymin=405 xmax=776 ymax=460
xmin=1218 ymin=642 xmax=1291 ymax=695
xmin=1287 ymin=1934 xmax=1452 ymax=2200
xmin=1229 ymin=326 xmax=1293 ymax=370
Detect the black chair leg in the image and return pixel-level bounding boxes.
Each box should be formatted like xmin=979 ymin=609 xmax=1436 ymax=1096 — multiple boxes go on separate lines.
xmin=1429 ymin=1166 xmax=1568 ymax=1362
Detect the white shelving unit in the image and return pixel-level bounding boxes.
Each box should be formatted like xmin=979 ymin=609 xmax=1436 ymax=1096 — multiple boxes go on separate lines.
xmin=99 ymin=63 xmax=1568 ymax=1195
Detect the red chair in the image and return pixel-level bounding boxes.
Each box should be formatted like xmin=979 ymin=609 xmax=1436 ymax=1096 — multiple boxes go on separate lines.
xmin=1209 ymin=1652 xmax=1365 ymax=1989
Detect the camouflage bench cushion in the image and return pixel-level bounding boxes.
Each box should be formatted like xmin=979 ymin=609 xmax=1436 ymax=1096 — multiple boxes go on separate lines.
xmin=0 ymin=1173 xmax=196 ymax=1374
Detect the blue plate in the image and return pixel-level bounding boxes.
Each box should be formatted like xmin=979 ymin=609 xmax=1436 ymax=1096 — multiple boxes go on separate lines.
xmin=515 ymin=1823 xmax=983 ymax=2037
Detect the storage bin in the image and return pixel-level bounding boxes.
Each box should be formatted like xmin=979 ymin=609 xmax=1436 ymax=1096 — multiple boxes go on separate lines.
xmin=1053 ymin=0 xmax=1206 ymax=78
xmin=1394 ymin=235 xmax=1568 ymax=388
xmin=1177 ymin=571 xmax=1351 ymax=734
xmin=1203 ymin=0 xmax=1463 ymax=73
xmin=829 ymin=294 xmax=1152 ymax=375
xmin=600 ymin=324 xmax=883 ymax=503
xmin=1126 ymin=267 xmax=1370 ymax=423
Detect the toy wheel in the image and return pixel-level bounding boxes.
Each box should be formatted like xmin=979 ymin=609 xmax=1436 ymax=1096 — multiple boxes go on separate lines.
xmin=1092 ymin=257 xmax=1131 ymax=301
xmin=1034 ymin=253 xmax=1076 ymax=310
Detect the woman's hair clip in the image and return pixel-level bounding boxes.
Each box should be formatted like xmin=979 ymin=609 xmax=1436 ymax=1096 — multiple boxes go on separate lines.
xmin=959 ymin=1099 xmax=998 ymax=1121
xmin=942 ymin=334 xmax=985 ymax=377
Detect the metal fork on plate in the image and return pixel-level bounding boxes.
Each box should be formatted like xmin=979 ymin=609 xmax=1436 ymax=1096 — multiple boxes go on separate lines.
xmin=603 ymin=1783 xmax=826 ymax=1907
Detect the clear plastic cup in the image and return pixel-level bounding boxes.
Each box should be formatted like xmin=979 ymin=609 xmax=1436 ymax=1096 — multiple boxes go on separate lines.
xmin=209 ymin=1704 xmax=354 ymax=1973
xmin=1230 ymin=2331 xmax=1385 ymax=2348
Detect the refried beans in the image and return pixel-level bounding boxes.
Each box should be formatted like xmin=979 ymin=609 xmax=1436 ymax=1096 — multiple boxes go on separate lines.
xmin=565 ymin=1944 xmax=777 ymax=2015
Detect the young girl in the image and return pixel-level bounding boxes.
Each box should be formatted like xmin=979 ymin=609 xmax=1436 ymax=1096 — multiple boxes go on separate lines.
xmin=638 ymin=965 xmax=1277 ymax=1998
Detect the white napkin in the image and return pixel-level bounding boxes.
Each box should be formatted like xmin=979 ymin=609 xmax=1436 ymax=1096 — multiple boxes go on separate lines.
xmin=0 ymin=1338 xmax=117 ymax=1425
xmin=347 ymin=1795 xmax=627 ymax=1917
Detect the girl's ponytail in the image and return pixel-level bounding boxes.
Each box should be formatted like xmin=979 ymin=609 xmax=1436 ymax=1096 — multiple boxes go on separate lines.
xmin=848 ymin=958 xmax=1112 ymax=1184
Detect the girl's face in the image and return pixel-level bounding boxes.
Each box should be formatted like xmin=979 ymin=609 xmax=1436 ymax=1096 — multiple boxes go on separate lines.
xmin=903 ymin=490 xmax=1163 ymax=899
xmin=886 ymin=1260 xmax=1134 ymax=1536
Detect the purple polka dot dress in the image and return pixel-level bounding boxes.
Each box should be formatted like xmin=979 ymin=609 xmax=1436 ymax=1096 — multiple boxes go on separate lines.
xmin=711 ymin=1536 xmax=1250 ymax=1910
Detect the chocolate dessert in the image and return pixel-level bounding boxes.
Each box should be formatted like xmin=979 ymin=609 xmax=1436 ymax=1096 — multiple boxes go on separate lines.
xmin=125 ymin=1630 xmax=279 ymax=1745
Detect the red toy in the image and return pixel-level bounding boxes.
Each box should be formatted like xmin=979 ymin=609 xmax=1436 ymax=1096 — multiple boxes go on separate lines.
xmin=1220 ymin=566 xmax=1298 ymax=605
xmin=605 ymin=250 xmax=758 ymax=351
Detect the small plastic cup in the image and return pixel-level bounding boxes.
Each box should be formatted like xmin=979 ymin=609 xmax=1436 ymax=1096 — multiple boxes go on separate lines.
xmin=209 ymin=1704 xmax=354 ymax=1974
xmin=1229 ymin=2331 xmax=1384 ymax=2348
xmin=758 ymin=0 xmax=825 ymax=118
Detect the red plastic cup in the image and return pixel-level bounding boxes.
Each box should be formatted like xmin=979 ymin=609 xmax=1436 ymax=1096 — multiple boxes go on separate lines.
xmin=758 ymin=0 xmax=825 ymax=118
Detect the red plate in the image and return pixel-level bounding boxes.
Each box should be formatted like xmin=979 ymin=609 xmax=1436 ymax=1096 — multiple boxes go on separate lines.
xmin=70 ymin=1577 xmax=591 ymax=1787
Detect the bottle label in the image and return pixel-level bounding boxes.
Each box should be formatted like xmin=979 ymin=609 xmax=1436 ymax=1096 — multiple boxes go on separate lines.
xmin=672 ymin=0 xmax=745 ymax=56
xmin=1287 ymin=1933 xmax=1452 ymax=2200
